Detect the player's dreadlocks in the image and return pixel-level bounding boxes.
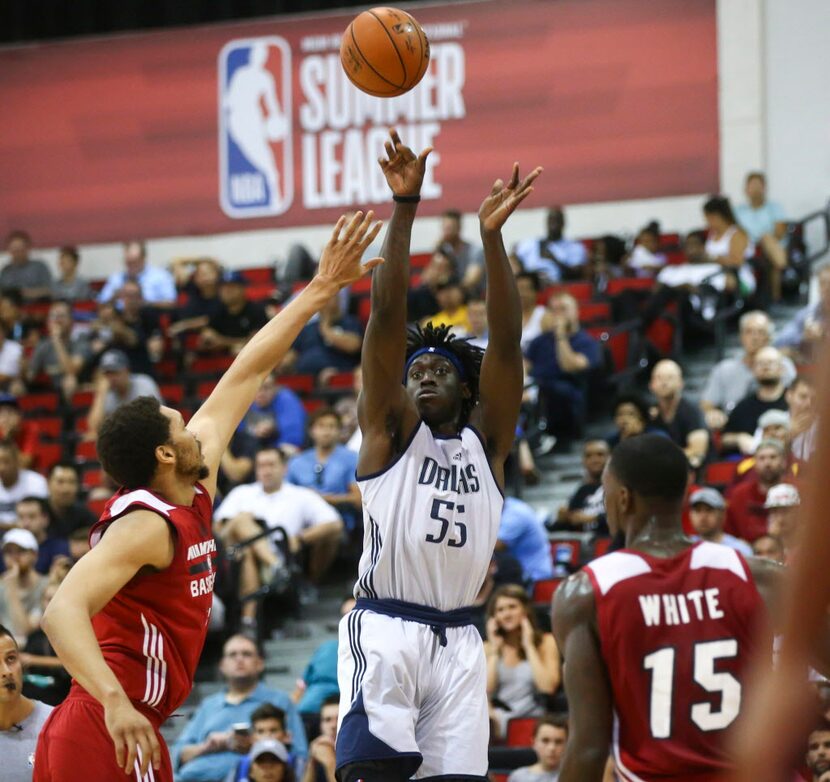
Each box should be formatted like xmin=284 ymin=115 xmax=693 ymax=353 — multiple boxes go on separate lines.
xmin=405 ymin=322 xmax=484 ymax=427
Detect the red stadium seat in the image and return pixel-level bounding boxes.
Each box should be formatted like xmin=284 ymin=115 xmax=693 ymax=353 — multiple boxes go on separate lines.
xmin=38 ymin=443 xmax=64 ymax=471
xmin=160 ymin=383 xmax=185 ymax=404
xmin=87 ymin=498 xmax=108 ymax=518
xmin=35 ymin=417 xmax=63 ymax=440
xmin=704 ymin=461 xmax=738 ymax=488
xmin=239 ymin=267 xmax=274 ymax=285
xmin=357 ymin=297 xmax=372 ymax=326
xmin=350 ymin=277 xmax=373 ymax=295
xmin=506 ymin=717 xmax=539 ymax=747
xmin=72 ymin=390 xmax=95 ymax=410
xmin=303 ymin=398 xmax=324 ymax=414
xmin=83 ymin=468 xmax=103 ymax=489
xmin=325 ymin=372 xmax=354 ymax=390
xmin=76 ymin=439 xmax=98 ymax=462
xmin=578 ymin=301 xmax=612 ymax=324
xmin=73 ymin=299 xmax=98 ymax=314
xmin=18 ymin=392 xmax=59 ymax=414
xmin=196 ymin=380 xmax=219 ymax=399
xmin=410 ymin=253 xmax=431 ymax=269
xmin=605 ymin=277 xmax=655 ymax=296
xmin=593 ymin=537 xmax=612 ymax=558
xmin=645 ymin=316 xmax=678 ymax=358
xmin=191 ymin=355 xmax=235 ymax=376
xmin=490 ymin=775 xmax=508 ymax=782
xmin=156 ymin=359 xmax=178 ymax=380
xmin=277 ymin=374 xmax=315 ymax=394
xmin=532 ymin=577 xmax=563 ymax=604
xmin=585 ymin=327 xmax=632 ymax=374
xmin=247 ymin=284 xmax=276 ymax=302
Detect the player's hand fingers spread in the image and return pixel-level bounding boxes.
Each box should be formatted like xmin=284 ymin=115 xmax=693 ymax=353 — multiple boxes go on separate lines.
xmin=520 ymin=166 xmax=543 ymax=191
xmin=508 ymin=162 xmax=520 ymax=190
xmin=343 ymin=211 xmax=364 ymax=240
xmin=330 ymin=215 xmax=347 ymax=244
xmin=384 ymin=140 xmax=396 ymax=160
xmin=351 ymin=210 xmax=374 ymax=243
xmin=417 ymin=147 xmax=433 ymax=166
xmin=123 ymin=732 xmax=137 ymax=776
xmin=357 ymin=219 xmax=383 ymax=252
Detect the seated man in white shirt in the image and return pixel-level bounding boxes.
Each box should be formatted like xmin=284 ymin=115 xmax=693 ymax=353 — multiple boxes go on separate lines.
xmin=0 ymin=443 xmax=48 ymax=531
xmin=215 ymin=447 xmax=343 ymax=626
xmin=513 ymin=206 xmax=587 ymax=284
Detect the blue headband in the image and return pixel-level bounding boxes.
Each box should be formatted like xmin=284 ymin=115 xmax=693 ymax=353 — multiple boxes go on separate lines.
xmin=404 ymin=346 xmax=467 ymax=382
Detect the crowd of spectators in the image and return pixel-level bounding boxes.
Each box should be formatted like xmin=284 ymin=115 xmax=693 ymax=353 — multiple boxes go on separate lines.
xmin=0 ymin=167 xmax=825 ymax=780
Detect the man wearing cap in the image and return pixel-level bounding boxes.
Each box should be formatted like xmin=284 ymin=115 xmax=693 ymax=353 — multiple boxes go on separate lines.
xmin=0 ymin=442 xmax=48 ymax=529
xmin=85 ymin=349 xmax=161 ymax=441
xmin=688 ymin=487 xmax=753 ymax=556
xmin=765 ymin=483 xmax=801 ymax=561
xmin=199 ymin=271 xmax=268 ymax=354
xmin=0 ymin=622 xmax=54 ymax=781
xmin=0 ymin=529 xmax=46 ymax=645
xmin=734 ymin=409 xmax=798 ymax=483
xmin=246 ymin=738 xmax=292 ymax=782
xmin=725 ymin=439 xmax=789 ymax=542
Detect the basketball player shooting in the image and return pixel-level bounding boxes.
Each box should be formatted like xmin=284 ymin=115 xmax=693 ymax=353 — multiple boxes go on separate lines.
xmin=31 ymin=213 xmax=383 ymax=782
xmin=333 ymin=128 xmax=542 ymax=782
xmin=551 ymin=434 xmax=830 ymax=781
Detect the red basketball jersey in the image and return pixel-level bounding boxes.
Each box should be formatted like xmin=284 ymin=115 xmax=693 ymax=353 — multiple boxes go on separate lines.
xmin=86 ymin=484 xmax=216 ymax=720
xmin=584 ymin=541 xmax=766 ymax=782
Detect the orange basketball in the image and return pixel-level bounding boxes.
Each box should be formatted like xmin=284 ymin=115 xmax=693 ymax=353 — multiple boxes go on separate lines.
xmin=340 ymin=7 xmax=430 ymax=98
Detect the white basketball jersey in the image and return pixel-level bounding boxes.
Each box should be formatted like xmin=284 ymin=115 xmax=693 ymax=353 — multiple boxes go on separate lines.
xmin=354 ymin=421 xmax=504 ymax=611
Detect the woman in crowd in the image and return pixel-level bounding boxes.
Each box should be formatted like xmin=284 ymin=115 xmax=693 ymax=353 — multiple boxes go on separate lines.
xmin=485 ymin=584 xmax=561 ymax=739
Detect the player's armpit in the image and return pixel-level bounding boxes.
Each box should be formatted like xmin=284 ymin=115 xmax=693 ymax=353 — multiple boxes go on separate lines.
xmin=552 ymin=572 xmax=614 ymax=782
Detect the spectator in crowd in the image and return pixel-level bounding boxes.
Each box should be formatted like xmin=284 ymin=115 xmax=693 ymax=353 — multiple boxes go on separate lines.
xmin=584 ymin=234 xmax=625 ymax=293
xmin=97 ymin=239 xmax=177 ymax=307
xmin=466 ymin=299 xmax=489 ymax=350
xmin=407 ymin=251 xmax=456 ymax=323
xmin=0 ymin=443 xmax=48 ymax=529
xmin=485 ymin=585 xmax=561 ymax=739
xmin=67 ymin=525 xmax=92 ymax=563
xmin=721 ymin=346 xmax=789 ymax=454
xmin=200 ymin=271 xmax=269 ymax=354
xmin=735 ymin=172 xmax=788 ymax=286
xmin=172 ymin=634 xmax=307 ymax=781
xmin=702 ymin=195 xmax=756 ymax=298
xmin=552 ymin=440 xmax=609 ymax=535
xmin=224 ymin=702 xmax=295 ymax=782
xmin=688 ymin=487 xmax=752 ymax=556
xmin=507 ymin=715 xmax=568 ymax=782
xmin=700 ymin=311 xmax=796 ymax=429
xmin=51 ymin=245 xmax=93 ymax=302
xmin=0 ymin=529 xmax=46 ymax=645
xmin=215 ymin=448 xmax=342 ymax=626
xmin=45 ymin=462 xmax=96 ymax=538
xmin=606 ymin=392 xmax=662 ymax=448
xmin=420 ymin=278 xmax=471 ymax=334
xmin=0 ymin=290 xmax=31 ymax=346
xmin=332 ymin=368 xmax=362 ymax=455
xmin=245 ymin=739 xmax=295 ymax=782
xmin=525 ymin=293 xmax=602 ymax=440
xmin=724 ymin=439 xmax=787 ymax=542
xmin=775 ymin=264 xmax=830 ymax=363
xmin=496 ymin=497 xmax=554 ymax=586
xmin=115 ymin=278 xmax=164 ymax=374
xmin=513 ymin=206 xmax=588 ymax=283
xmin=26 ymin=299 xmax=89 ymax=398
xmin=516 ymin=272 xmax=546 ymax=350
xmin=625 ymin=221 xmax=666 ymax=278
xmin=236 ymin=374 xmax=307 ymax=453
xmin=807 ymin=723 xmax=830 ymax=782
xmin=0 ymin=230 xmax=53 ymax=301
xmin=12 ymin=497 xmax=69 ymax=576
xmin=752 ymin=534 xmax=784 ymax=563
xmin=764 ymin=483 xmax=801 ymax=562
xmin=436 ymin=209 xmax=484 ymax=294
xmin=0 ymin=623 xmax=53 ymax=779
xmin=292 ymin=598 xmax=353 ymax=730
xmin=280 ymin=295 xmax=362 ymax=381
xmin=85 ymin=349 xmax=162 ymax=440
xmin=0 ymin=394 xmax=39 ymax=470
xmin=648 ymin=360 xmax=709 ymax=468
xmin=301 ymin=695 xmax=338 ymax=782
xmin=732 ymin=409 xmax=798 ymax=484
xmin=787 ymin=374 xmax=817 ymax=463
xmin=0 ymin=321 xmax=22 ymax=392
xmin=286 ymin=409 xmax=360 ymax=532
xmin=169 ymin=258 xmax=224 ymax=336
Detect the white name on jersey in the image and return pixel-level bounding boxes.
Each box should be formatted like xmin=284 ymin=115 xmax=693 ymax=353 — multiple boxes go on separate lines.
xmin=638 ymin=588 xmax=725 ymax=627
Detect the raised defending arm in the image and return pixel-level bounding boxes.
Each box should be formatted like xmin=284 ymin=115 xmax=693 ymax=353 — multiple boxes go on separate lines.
xmin=357 ymin=129 xmax=432 ymax=476
xmin=474 ymin=164 xmax=542 ymax=481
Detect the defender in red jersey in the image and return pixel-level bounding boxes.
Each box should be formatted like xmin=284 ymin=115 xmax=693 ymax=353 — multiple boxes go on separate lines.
xmin=552 ymin=434 xmax=784 ymax=782
xmin=32 ymin=213 xmax=383 ymax=782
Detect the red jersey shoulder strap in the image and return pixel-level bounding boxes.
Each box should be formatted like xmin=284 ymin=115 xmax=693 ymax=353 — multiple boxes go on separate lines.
xmin=689 ymin=541 xmax=751 ymax=583
xmin=585 ymin=551 xmax=652 ymax=597
xmin=90 ymin=489 xmax=177 ymax=547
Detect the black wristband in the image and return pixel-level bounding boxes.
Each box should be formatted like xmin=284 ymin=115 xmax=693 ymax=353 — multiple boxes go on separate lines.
xmin=392 ymin=194 xmax=421 ymax=203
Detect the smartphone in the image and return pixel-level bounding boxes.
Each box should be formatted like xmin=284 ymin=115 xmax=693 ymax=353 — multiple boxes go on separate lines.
xmin=232 ymin=723 xmax=251 ymax=737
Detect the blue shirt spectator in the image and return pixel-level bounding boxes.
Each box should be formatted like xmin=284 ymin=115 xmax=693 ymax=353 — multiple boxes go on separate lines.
xmin=295 ymin=639 xmax=339 ymax=715
xmin=497 ymin=497 xmax=553 ymax=584
xmin=525 ymin=328 xmax=602 ymax=389
xmin=513 ymin=206 xmax=587 ymax=283
xmin=172 ymin=635 xmax=307 ymax=782
xmin=735 ymin=200 xmax=786 ymax=245
xmin=774 ymin=265 xmax=830 ymax=356
xmin=283 ymin=297 xmax=362 ymax=377
xmin=286 ymin=409 xmax=360 ymax=530
xmin=98 ymin=241 xmax=176 ymax=305
xmin=237 ymin=375 xmax=307 ymax=450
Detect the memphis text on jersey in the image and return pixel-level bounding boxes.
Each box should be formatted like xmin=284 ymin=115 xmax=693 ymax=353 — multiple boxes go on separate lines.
xmin=187 ymin=538 xmax=217 ymax=598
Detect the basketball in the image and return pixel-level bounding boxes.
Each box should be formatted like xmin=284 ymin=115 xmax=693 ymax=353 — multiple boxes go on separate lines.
xmin=340 ymin=7 xmax=430 ymax=98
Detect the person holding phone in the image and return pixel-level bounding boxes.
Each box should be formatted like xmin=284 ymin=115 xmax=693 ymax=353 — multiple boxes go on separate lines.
xmin=485 ymin=584 xmax=561 ymax=739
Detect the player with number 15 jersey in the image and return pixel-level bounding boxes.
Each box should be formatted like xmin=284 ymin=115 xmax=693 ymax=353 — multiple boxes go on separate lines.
xmin=553 ymin=435 xmax=785 ymax=782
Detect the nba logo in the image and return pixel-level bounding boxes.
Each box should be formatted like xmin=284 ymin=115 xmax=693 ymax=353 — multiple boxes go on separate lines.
xmin=218 ymin=37 xmax=293 ymax=218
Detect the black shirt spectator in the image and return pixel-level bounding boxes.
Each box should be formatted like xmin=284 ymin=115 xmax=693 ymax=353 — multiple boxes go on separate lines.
xmin=551 ymin=440 xmax=610 ymax=535
xmin=46 ymin=462 xmax=97 ymax=537
xmin=116 ymin=280 xmax=163 ymax=375
xmin=407 ymin=251 xmax=457 ymax=323
xmin=201 ymin=271 xmax=268 ymax=352
xmin=169 ymin=258 xmax=223 ymax=337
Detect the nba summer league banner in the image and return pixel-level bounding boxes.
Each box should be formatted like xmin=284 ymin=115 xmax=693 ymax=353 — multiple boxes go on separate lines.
xmin=0 ymin=0 xmax=717 ymax=245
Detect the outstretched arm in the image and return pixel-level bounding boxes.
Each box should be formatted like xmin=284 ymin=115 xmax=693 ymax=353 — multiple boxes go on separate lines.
xmin=552 ymin=572 xmax=614 ymax=782
xmin=189 ymin=213 xmax=382 ymax=500
xmin=473 ymin=164 xmax=543 ymax=481
xmin=357 ymin=129 xmax=432 ymax=476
